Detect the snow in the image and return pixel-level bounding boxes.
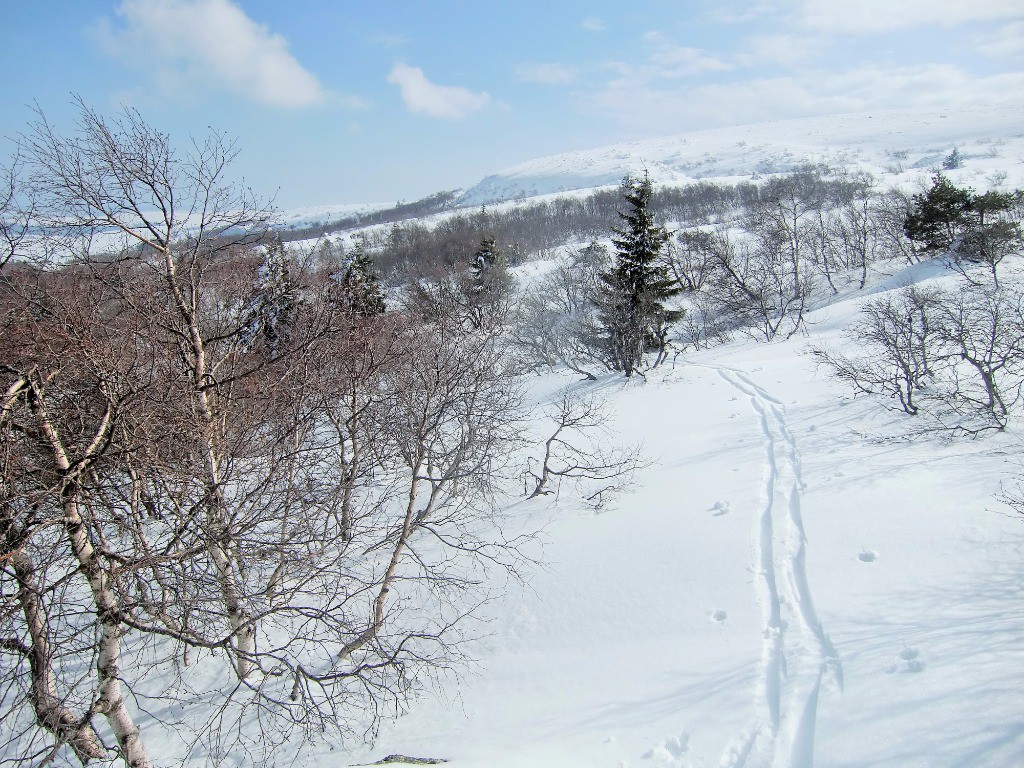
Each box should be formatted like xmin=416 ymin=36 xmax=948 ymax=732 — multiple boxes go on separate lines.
xmin=455 ymin=104 xmax=1024 ymax=206
xmin=20 ymin=105 xmax=1024 ymax=767
xmin=276 ymin=104 xmax=1024 ymax=244
xmin=275 ymin=202 xmax=390 ymax=231
xmin=283 ymin=104 xmax=1024 ymax=768
xmin=330 ymin=279 xmax=1024 ymax=766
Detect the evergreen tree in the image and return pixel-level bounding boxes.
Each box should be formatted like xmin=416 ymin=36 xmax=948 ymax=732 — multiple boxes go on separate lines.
xmin=904 ymin=176 xmax=1023 ymax=285
xmin=470 ymin=233 xmax=500 ymax=278
xmin=466 ymin=233 xmax=511 ymax=329
xmin=337 ymin=242 xmax=386 ymax=317
xmin=598 ymin=174 xmax=682 ymax=376
xmin=241 ymin=234 xmax=297 ymax=354
xmin=903 ymin=173 xmax=974 ymax=252
xmin=942 ymin=147 xmax=964 ymax=170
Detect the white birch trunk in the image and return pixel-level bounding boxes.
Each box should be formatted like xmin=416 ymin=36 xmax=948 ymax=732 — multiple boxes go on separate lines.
xmin=28 ymin=386 xmax=153 ymax=768
xmin=162 ymin=247 xmax=257 ymax=680
xmin=10 ymin=548 xmax=106 ymax=763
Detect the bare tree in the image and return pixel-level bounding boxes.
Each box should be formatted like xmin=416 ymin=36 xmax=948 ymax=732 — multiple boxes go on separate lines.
xmin=1 ymin=265 xmax=156 ymax=767
xmin=336 ymin=321 xmax=525 ymax=667
xmin=511 ymin=243 xmax=608 ymax=379
xmin=873 ymin=188 xmax=918 ymax=264
xmin=0 ymin=155 xmax=32 ymax=272
xmin=526 ymin=392 xmax=643 ymax=502
xmin=1 ymin=101 xmax=531 ymax=767
xmin=676 ymin=292 xmax=733 ymax=351
xmin=930 ymin=285 xmax=1024 ymax=433
xmin=815 ymin=283 xmax=1024 ymax=435
xmin=812 ymin=285 xmax=938 ymax=415
xmin=702 ymin=227 xmax=812 ymax=341
xmin=832 ymin=188 xmax=882 ymax=290
xmin=665 ymin=230 xmax=721 ymax=292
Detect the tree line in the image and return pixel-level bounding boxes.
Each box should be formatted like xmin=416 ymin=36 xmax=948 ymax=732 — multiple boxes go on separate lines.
xmin=297 ymin=177 xmax=796 ymax=284
xmin=513 ymin=166 xmax=1022 ymax=383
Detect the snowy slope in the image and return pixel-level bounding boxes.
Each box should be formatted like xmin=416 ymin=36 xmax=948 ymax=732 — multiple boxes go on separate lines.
xmin=264 ymin=106 xmax=1024 ymax=768
xmin=276 ymin=104 xmax=1024 ymax=248
xmin=83 ymin=106 xmax=1022 ymax=768
xmin=335 ymin=261 xmax=1024 ymax=768
xmin=456 ymin=104 xmax=1024 ymax=205
xmin=275 ymin=202 xmax=389 ymax=231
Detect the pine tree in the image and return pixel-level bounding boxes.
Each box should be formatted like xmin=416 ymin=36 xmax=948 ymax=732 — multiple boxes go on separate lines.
xmin=598 ymin=174 xmax=682 ymax=376
xmin=903 ymin=173 xmax=974 ymax=252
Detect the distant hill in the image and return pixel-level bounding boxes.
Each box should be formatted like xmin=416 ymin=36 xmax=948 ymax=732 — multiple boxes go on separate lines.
xmin=453 ymin=104 xmax=1024 ymax=206
xmin=276 ymin=104 xmax=1024 ymax=242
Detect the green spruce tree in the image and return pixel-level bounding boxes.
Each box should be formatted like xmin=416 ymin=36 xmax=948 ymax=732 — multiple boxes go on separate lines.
xmin=466 ymin=233 xmax=511 ymax=329
xmin=241 ymin=234 xmax=297 ymax=354
xmin=941 ymin=147 xmax=964 ymax=170
xmin=598 ymin=174 xmax=682 ymax=376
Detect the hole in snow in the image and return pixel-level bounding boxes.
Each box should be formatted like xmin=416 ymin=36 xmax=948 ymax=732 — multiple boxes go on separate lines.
xmin=900 ymin=646 xmax=919 ymax=661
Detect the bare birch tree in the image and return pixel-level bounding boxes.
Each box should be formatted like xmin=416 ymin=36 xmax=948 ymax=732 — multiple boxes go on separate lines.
xmin=1 ymin=102 xmax=529 ymax=767
xmin=526 ymin=392 xmax=643 ymax=502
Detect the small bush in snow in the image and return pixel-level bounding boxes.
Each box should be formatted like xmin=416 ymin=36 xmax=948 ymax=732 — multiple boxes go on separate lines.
xmin=816 ymin=283 xmax=1024 ymax=435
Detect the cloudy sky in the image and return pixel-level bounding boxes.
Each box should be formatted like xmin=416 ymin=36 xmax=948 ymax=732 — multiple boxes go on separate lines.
xmin=1 ymin=0 xmax=1021 ymax=208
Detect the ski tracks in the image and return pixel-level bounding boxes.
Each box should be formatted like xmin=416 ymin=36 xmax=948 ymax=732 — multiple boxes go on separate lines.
xmin=714 ymin=368 xmax=842 ymax=768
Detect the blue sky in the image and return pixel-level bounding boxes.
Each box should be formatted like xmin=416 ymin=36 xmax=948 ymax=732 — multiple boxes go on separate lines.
xmin=1 ymin=1 xmax=1022 ymax=209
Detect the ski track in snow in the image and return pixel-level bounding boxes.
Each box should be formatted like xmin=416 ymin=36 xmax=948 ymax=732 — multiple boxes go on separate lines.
xmin=713 ymin=368 xmax=842 ymax=768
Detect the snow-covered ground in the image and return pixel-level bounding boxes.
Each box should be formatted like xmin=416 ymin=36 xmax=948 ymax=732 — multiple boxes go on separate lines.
xmin=280 ymin=104 xmax=1024 ymax=259
xmin=46 ymin=105 xmax=1019 ymax=767
xmin=264 ymin=103 xmax=1024 ymax=768
xmin=335 ymin=259 xmax=1024 ymax=767
xmin=275 ymin=202 xmax=390 ymax=231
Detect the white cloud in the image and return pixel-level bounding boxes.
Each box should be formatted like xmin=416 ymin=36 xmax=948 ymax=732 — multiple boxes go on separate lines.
xmin=585 ymin=63 xmax=1024 ymax=133
xmin=801 ymin=0 xmax=1024 ymax=33
xmin=97 ymin=0 xmax=326 ymax=108
xmin=738 ymin=34 xmax=822 ymax=67
xmin=976 ymin=20 xmax=1024 ymax=59
xmin=387 ymin=64 xmax=491 ymax=120
xmin=598 ymin=33 xmax=730 ymax=92
xmin=641 ymin=32 xmax=732 ymax=77
xmin=582 ymin=17 xmax=606 ymax=32
xmin=707 ymin=2 xmax=778 ymax=24
xmin=516 ymin=63 xmax=580 ymax=86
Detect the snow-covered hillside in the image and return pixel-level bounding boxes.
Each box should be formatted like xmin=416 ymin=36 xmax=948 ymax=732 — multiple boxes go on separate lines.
xmin=275 ymin=202 xmax=389 ymax=232
xmin=289 ymin=106 xmax=1024 ymax=768
xmin=334 ymin=258 xmax=1024 ymax=768
xmin=454 ymin=104 xmax=1024 ymax=206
